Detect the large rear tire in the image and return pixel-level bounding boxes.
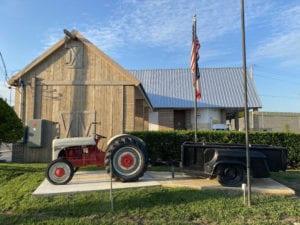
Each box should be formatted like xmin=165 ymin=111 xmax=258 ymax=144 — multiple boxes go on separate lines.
xmin=105 ymin=135 xmax=148 ymax=182
xmin=46 ymin=158 xmax=74 ymax=185
xmin=216 ymin=164 xmax=244 ymax=187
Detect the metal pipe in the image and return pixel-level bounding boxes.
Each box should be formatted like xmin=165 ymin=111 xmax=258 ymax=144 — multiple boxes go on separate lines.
xmin=193 ymin=14 xmax=198 ymax=143
xmin=240 ymin=0 xmax=251 ymax=206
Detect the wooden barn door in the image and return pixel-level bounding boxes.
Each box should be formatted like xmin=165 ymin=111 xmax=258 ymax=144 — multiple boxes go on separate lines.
xmin=59 ymin=111 xmax=96 ymax=138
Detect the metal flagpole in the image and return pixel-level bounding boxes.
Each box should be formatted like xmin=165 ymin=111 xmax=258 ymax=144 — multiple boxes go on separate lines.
xmin=240 ymin=0 xmax=251 ymax=206
xmin=193 ymin=14 xmax=198 ymax=143
xmin=110 ymin=157 xmax=114 ymax=211
xmin=109 ymin=95 xmax=114 ymax=211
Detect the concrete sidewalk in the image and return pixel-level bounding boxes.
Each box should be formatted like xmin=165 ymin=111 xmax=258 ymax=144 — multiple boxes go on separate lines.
xmin=32 ymin=170 xmax=295 ymax=197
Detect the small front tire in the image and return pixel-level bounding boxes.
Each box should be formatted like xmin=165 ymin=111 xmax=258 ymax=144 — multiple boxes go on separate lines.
xmin=46 ymin=158 xmax=74 ymax=185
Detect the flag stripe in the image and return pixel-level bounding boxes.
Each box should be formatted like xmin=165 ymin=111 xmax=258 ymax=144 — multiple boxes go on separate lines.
xmin=190 ymin=20 xmax=201 ymax=100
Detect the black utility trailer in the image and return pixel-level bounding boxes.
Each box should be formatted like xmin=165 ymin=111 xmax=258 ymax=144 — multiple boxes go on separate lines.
xmin=181 ymin=142 xmax=287 ymax=187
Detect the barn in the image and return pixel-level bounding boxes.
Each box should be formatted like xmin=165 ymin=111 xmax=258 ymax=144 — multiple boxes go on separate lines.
xmin=8 ymin=29 xmax=262 ymax=163
xmin=8 ymin=30 xmax=152 ymax=162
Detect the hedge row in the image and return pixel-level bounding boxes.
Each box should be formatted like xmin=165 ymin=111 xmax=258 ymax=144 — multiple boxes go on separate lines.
xmin=129 ymin=130 xmax=300 ymax=168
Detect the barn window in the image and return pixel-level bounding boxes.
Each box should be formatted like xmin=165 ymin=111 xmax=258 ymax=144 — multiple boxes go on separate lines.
xmin=65 ymin=42 xmax=83 ymax=69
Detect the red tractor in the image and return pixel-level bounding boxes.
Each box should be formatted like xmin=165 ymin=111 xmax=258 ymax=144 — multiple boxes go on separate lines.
xmin=46 ymin=134 xmax=148 ymax=185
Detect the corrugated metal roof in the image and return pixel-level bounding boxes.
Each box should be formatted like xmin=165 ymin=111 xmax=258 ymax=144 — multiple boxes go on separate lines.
xmin=130 ymin=67 xmax=262 ymax=109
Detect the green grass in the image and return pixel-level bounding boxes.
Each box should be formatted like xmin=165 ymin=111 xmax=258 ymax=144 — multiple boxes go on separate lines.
xmin=0 ymin=163 xmax=299 ymax=225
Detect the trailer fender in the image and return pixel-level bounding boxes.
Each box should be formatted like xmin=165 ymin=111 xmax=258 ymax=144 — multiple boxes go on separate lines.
xmin=213 ymin=162 xmax=246 ymax=187
xmin=211 ymin=159 xmax=270 ymax=179
xmin=250 ymin=157 xmax=270 ymax=178
xmin=211 ymin=160 xmax=246 ymax=178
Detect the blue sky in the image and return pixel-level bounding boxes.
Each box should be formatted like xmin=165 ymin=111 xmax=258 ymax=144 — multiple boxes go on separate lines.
xmin=0 ymin=0 xmax=300 ymax=112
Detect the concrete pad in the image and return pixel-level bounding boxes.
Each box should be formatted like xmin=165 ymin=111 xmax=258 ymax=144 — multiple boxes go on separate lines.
xmin=147 ymin=171 xmax=295 ymax=196
xmin=32 ymin=170 xmax=295 ymax=197
xmin=32 ymin=171 xmax=161 ymax=196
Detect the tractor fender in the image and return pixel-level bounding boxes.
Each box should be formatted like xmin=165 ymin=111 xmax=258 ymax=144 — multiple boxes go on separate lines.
xmin=51 ymin=136 xmax=96 ymax=160
xmin=52 ymin=149 xmax=67 ymax=161
xmin=106 ymin=134 xmax=145 ymax=151
xmin=52 ymin=149 xmax=61 ymax=160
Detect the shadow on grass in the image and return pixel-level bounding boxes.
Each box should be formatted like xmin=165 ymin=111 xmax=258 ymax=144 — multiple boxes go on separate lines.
xmin=26 ymin=188 xmax=242 ymax=218
xmin=2 ymin=187 xmax=299 ymax=224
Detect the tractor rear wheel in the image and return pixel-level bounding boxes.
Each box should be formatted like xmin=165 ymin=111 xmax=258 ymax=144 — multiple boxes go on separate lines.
xmin=46 ymin=158 xmax=74 ymax=185
xmin=105 ymin=136 xmax=148 ymax=182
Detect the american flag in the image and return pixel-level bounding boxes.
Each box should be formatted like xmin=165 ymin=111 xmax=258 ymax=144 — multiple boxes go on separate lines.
xmin=190 ymin=18 xmax=201 ymax=100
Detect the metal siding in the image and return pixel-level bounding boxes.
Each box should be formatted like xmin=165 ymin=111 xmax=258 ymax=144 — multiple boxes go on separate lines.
xmin=130 ymin=68 xmax=262 ymax=109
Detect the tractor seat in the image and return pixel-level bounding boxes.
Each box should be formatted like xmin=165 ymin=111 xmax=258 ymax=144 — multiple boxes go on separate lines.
xmin=52 ymin=137 xmax=96 ymax=151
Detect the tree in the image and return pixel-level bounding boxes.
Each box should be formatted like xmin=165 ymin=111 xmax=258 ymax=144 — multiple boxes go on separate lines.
xmin=0 ymin=98 xmax=23 ymax=145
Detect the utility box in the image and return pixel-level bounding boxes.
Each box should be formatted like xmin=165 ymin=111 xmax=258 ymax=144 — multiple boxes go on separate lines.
xmin=27 ymin=119 xmax=45 ymax=148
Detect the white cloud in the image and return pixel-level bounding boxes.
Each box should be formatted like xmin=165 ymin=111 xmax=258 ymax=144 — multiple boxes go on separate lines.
xmin=253 ymin=31 xmax=300 ymax=64
xmin=41 ymin=28 xmax=62 ymax=50
xmin=39 ymin=0 xmax=297 ymax=67
xmin=251 ymin=4 xmax=300 ymax=67
xmin=83 ymin=26 xmax=125 ymax=53
xmin=41 ymin=0 xmax=244 ymax=55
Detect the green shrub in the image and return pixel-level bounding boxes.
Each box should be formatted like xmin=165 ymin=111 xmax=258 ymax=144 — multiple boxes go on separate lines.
xmin=129 ymin=130 xmax=300 ymax=168
xmin=0 ymin=98 xmax=23 ymax=145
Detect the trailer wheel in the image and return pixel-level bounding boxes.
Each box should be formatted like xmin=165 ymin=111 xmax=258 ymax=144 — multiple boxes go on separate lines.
xmin=216 ymin=164 xmax=244 ymax=187
xmin=46 ymin=158 xmax=74 ymax=185
xmin=105 ymin=136 xmax=148 ymax=182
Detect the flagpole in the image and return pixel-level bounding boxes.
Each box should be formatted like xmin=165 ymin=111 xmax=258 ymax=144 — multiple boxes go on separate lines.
xmin=240 ymin=0 xmax=251 ymax=206
xmin=193 ymin=14 xmax=198 ymax=143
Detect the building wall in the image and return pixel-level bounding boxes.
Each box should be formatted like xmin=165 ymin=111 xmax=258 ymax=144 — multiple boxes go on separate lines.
xmin=190 ymin=108 xmax=225 ymax=130
xmin=250 ymin=111 xmax=300 ymax=132
xmin=148 ymin=108 xmax=227 ymax=131
xmin=149 ymin=111 xmax=159 ymax=130
xmin=158 ymin=109 xmax=174 ymax=130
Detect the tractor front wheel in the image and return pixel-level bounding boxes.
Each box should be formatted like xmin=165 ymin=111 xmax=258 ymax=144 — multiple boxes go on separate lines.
xmin=46 ymin=158 xmax=74 ymax=185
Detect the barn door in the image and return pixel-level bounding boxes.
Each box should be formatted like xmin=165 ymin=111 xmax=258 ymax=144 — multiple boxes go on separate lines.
xmin=59 ymin=111 xmax=96 ymax=138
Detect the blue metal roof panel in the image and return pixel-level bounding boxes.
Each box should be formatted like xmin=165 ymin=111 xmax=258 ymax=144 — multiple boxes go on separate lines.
xmin=130 ymin=68 xmax=262 ymax=109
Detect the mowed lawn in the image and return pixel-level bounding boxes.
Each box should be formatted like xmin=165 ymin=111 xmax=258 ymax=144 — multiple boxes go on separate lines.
xmin=0 ymin=163 xmax=299 ymax=225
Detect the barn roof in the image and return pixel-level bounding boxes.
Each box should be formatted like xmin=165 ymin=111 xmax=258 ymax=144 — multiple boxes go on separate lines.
xmin=7 ymin=30 xmax=153 ymax=109
xmin=8 ymin=30 xmax=141 ymax=87
xmin=130 ymin=67 xmax=262 ymax=109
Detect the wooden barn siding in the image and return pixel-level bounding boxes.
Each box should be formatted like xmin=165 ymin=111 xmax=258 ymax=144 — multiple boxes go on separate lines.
xmin=29 ymin=84 xmax=127 ymax=138
xmin=144 ymin=106 xmax=149 ymax=130
xmin=124 ymin=86 xmax=135 ymax=132
xmin=14 ymin=90 xmax=20 ymax=118
xmin=12 ymin=40 xmax=145 ymax=162
xmin=135 ymin=99 xmax=144 ymax=131
xmin=134 ymin=88 xmax=150 ymax=131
